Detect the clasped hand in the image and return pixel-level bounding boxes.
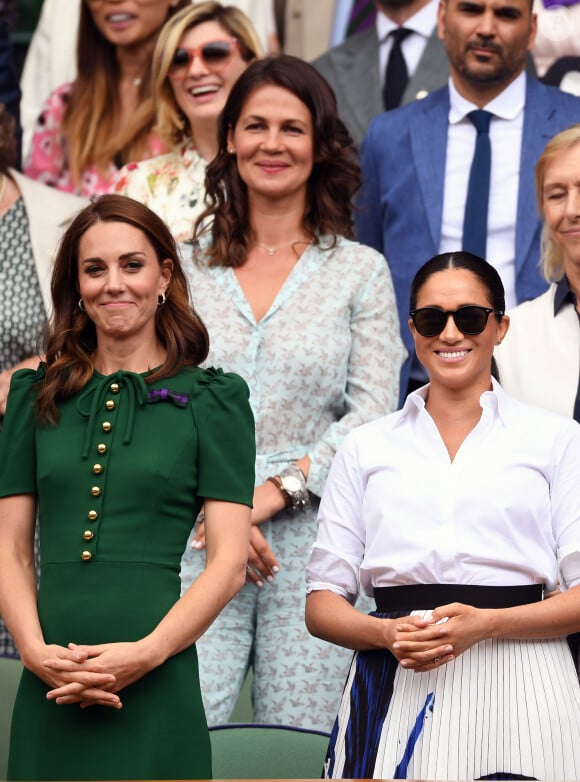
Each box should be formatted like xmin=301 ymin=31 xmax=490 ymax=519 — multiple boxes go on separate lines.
xmin=40 ymin=639 xmax=153 ymax=709
xmin=389 ymin=602 xmax=492 ymax=672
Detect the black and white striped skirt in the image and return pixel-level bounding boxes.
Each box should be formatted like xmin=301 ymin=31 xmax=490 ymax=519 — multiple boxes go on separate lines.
xmin=324 ymin=585 xmax=580 ymax=780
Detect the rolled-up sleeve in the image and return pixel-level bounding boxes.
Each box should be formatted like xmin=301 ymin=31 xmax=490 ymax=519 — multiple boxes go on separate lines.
xmin=306 ymin=430 xmax=367 ymax=603
xmin=553 ymin=422 xmax=580 ymax=588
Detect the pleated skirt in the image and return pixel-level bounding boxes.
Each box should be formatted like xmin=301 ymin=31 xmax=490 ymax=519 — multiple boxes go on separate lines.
xmin=325 ymin=608 xmax=580 ymax=781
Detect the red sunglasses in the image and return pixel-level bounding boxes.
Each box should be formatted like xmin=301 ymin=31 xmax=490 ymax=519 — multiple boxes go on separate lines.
xmin=169 ymin=39 xmax=239 ymax=77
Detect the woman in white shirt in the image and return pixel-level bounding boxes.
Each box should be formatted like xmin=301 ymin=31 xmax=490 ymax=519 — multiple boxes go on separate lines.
xmin=306 ymin=250 xmax=580 ymax=781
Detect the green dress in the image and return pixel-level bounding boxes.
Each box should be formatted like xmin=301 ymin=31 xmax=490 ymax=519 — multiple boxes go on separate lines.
xmin=0 ymin=365 xmax=255 ymax=781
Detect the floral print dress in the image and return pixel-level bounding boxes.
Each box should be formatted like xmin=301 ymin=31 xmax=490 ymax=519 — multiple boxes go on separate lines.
xmin=180 ymin=236 xmax=406 ymax=732
xmin=24 ymin=82 xmax=165 ymax=199
xmin=115 ymin=140 xmax=207 ymax=243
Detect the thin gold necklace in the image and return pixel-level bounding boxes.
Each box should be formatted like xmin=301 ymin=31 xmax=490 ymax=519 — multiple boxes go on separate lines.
xmin=253 ymin=239 xmax=312 ymax=257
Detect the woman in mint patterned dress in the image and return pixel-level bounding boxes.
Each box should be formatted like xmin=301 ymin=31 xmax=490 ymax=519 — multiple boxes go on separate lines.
xmin=180 ymin=55 xmax=406 ymax=732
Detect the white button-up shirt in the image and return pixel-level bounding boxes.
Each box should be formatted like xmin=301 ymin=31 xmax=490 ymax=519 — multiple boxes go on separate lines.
xmin=439 ymin=73 xmax=526 ymax=309
xmin=376 ymin=0 xmax=438 ymax=90
xmin=307 ymin=381 xmax=580 ymax=603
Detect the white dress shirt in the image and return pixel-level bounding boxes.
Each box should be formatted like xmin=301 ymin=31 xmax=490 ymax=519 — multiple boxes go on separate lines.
xmin=376 ymin=0 xmax=438 ymax=89
xmin=439 ymin=73 xmax=526 ymax=309
xmin=306 ymin=380 xmax=580 ymax=603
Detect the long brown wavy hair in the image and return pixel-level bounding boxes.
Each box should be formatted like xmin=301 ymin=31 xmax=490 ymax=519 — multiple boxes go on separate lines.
xmin=37 ymin=194 xmax=209 ymax=424
xmin=194 ymin=55 xmax=362 ymax=268
xmin=61 ymin=0 xmax=188 ymax=186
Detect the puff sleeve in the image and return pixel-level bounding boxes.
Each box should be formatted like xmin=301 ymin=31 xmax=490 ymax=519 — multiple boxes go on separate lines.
xmin=191 ymin=367 xmax=255 ymax=507
xmin=0 ymin=368 xmax=41 ymax=497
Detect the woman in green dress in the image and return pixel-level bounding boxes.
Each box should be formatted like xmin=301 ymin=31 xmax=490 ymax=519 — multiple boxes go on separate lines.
xmin=0 ymin=194 xmax=255 ymax=781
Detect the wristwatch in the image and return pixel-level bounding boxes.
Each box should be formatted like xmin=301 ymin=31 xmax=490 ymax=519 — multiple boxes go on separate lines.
xmin=267 ymin=464 xmax=310 ymax=512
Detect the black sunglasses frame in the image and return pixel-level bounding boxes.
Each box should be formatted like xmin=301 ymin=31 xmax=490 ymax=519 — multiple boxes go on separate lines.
xmin=409 ymin=305 xmax=504 ymax=337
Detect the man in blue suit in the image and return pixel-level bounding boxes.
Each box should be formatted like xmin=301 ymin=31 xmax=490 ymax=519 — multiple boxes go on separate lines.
xmin=357 ymin=0 xmax=580 ymax=401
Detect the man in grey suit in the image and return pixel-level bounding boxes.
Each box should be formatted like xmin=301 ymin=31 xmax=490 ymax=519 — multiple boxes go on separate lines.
xmin=313 ymin=0 xmax=448 ymax=144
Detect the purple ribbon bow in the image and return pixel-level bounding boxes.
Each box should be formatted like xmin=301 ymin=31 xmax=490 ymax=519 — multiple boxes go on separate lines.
xmin=147 ymin=388 xmax=189 ymax=408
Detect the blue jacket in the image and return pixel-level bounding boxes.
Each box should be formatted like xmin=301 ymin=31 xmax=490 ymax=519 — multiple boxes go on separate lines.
xmin=356 ymin=76 xmax=580 ymax=402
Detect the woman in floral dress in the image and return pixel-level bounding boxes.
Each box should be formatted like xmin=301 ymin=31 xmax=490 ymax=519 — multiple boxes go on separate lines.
xmin=24 ymin=0 xmax=188 ymax=198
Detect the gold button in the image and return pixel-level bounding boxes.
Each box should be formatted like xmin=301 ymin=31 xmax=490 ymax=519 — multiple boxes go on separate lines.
xmin=102 ymin=421 xmax=112 ymax=432
xmin=81 ymin=551 xmax=92 ymax=561
xmin=83 ymin=530 xmax=94 ymax=541
xmin=97 ymin=443 xmax=107 ymax=454
xmin=93 ymin=463 xmax=103 ymax=475
xmin=91 ymin=486 xmax=101 ymax=497
xmin=88 ymin=510 xmax=98 ymax=521
xmin=105 ymin=400 xmax=116 ymax=411
xmin=110 ymin=383 xmax=120 ymax=393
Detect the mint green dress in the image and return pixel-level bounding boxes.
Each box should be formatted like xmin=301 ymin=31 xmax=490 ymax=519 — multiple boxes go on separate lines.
xmin=0 ymin=365 xmax=255 ymax=781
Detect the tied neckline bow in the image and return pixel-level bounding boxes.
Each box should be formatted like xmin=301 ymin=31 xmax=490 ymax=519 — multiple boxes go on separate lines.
xmin=78 ymin=371 xmax=189 ymax=458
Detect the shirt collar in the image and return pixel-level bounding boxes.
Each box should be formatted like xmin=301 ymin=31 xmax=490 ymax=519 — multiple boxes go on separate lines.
xmin=448 ymin=71 xmax=526 ymax=124
xmin=377 ymin=0 xmax=438 ymax=41
xmin=482 ymin=377 xmax=505 ymax=424
xmin=399 ymin=377 xmax=509 ymax=426
xmin=554 ymin=275 xmax=578 ymax=315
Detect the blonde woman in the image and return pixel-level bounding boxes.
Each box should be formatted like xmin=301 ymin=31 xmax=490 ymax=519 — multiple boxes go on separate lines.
xmin=24 ymin=0 xmax=188 ymax=198
xmin=495 ymin=125 xmax=580 ymax=673
xmin=495 ymin=124 xmax=580 ymax=418
xmin=115 ymin=2 xmax=263 ymax=243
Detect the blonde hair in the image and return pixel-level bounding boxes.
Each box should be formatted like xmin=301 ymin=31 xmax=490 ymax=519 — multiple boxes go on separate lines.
xmin=535 ymin=124 xmax=580 ymax=282
xmin=152 ymin=2 xmax=263 ymax=147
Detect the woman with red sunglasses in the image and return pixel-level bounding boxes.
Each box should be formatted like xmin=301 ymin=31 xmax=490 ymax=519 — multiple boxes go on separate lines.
xmin=116 ymin=2 xmax=263 ymax=242
xmin=306 ymin=251 xmax=580 ymax=780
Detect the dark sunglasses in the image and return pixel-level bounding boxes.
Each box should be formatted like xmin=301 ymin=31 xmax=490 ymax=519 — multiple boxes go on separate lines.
xmin=169 ymin=39 xmax=238 ymax=75
xmin=409 ymin=305 xmax=503 ymax=337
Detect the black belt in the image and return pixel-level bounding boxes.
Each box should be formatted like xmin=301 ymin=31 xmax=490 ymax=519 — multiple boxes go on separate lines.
xmin=374 ymin=583 xmax=544 ymax=612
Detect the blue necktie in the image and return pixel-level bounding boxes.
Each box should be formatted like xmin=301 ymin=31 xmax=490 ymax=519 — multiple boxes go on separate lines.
xmin=462 ymin=110 xmax=492 ymax=259
xmin=346 ymin=0 xmax=377 ymax=36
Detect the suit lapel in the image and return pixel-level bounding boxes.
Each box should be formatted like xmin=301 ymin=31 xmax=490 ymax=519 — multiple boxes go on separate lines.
xmin=409 ymin=88 xmax=450 ymax=250
xmin=403 ymin=30 xmax=449 ymax=104
xmin=515 ymin=78 xmax=558 ymax=271
xmin=330 ymin=29 xmax=383 ymax=141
